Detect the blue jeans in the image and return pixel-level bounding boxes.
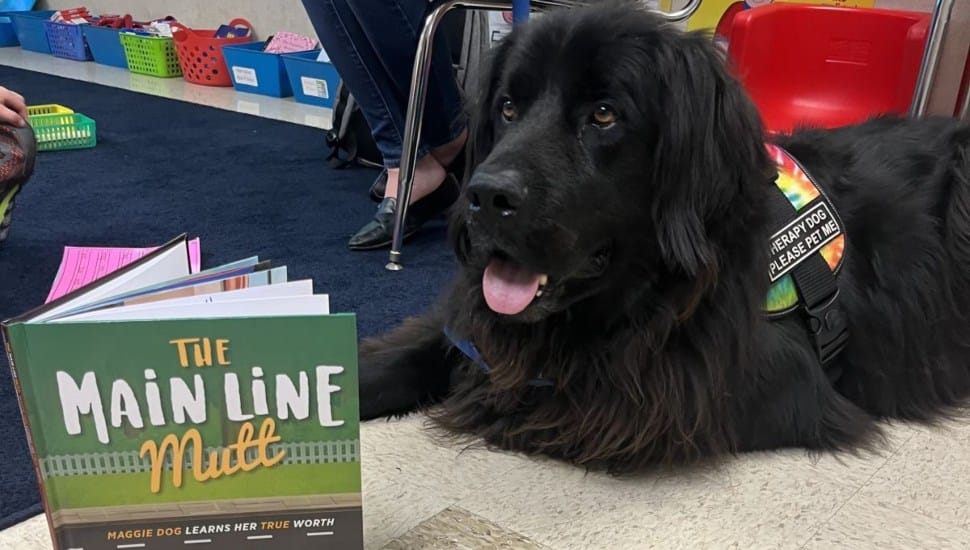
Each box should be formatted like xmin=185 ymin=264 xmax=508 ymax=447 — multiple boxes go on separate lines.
xmin=301 ymin=0 xmax=468 ymax=168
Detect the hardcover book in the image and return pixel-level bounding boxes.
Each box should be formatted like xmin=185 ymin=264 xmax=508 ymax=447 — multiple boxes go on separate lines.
xmin=2 ymin=235 xmax=363 ymax=550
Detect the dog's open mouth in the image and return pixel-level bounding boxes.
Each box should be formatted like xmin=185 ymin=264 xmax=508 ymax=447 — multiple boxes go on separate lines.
xmin=481 ymin=244 xmax=613 ymax=316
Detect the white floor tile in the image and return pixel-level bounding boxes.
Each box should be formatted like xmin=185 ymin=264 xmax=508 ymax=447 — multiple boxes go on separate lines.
xmin=0 ymin=48 xmax=332 ymax=129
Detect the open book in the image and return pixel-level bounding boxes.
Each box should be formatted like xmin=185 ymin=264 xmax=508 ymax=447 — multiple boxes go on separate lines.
xmin=2 ymin=234 xmax=363 ymax=550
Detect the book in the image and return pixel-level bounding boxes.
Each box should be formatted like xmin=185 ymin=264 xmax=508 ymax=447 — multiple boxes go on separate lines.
xmin=45 ymin=238 xmax=203 ymax=303
xmin=2 ymin=234 xmax=363 ymax=550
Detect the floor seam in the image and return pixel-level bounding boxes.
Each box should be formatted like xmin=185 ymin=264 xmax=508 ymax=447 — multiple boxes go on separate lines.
xmin=797 ymin=426 xmax=919 ymax=549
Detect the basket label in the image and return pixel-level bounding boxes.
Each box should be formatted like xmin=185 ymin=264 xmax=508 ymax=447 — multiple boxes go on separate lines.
xmin=300 ymin=77 xmax=330 ymax=99
xmin=232 ymin=66 xmax=259 ymax=87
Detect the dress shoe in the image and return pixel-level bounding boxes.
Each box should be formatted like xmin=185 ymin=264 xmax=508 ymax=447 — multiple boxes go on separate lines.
xmin=368 ymin=169 xmax=387 ymax=203
xmin=348 ymin=174 xmax=460 ymax=250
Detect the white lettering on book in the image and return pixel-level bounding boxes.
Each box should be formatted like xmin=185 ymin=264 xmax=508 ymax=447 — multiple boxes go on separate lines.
xmin=57 ymin=371 xmax=109 ymax=444
xmin=55 ymin=364 xmax=346 ymax=445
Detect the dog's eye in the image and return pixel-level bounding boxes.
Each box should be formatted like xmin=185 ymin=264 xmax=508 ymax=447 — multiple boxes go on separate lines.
xmin=591 ymin=104 xmax=617 ymax=128
xmin=500 ymin=99 xmax=518 ymax=122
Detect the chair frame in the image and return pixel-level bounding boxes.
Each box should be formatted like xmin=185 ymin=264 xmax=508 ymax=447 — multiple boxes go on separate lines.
xmin=909 ymin=0 xmax=956 ymax=117
xmin=384 ymin=0 xmax=957 ymax=270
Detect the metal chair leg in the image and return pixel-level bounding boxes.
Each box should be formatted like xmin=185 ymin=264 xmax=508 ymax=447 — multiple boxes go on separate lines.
xmin=387 ymin=0 xmax=521 ymax=271
xmin=385 ymin=0 xmax=458 ymax=271
xmin=960 ymin=73 xmax=969 ymax=120
xmin=910 ymin=0 xmax=957 ymax=117
xmin=386 ymin=0 xmax=703 ymax=271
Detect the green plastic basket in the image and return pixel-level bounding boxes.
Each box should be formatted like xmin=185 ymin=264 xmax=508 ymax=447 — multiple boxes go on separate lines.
xmin=120 ymin=33 xmax=182 ymax=78
xmin=29 ymin=113 xmax=97 ymax=152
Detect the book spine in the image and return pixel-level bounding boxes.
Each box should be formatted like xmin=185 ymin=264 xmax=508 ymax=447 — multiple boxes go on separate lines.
xmin=1 ymin=323 xmax=62 ymax=550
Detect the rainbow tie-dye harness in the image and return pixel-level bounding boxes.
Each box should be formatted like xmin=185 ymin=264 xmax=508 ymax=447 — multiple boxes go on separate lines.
xmin=763 ymin=144 xmax=848 ymax=366
xmin=764 ymin=144 xmax=846 ymax=316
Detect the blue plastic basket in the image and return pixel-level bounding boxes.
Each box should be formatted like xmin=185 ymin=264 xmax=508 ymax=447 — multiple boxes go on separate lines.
xmin=9 ymin=10 xmax=53 ymax=53
xmin=281 ymin=50 xmax=340 ymax=108
xmin=0 ymin=12 xmax=21 ymax=46
xmin=44 ymin=20 xmax=91 ymax=61
xmin=223 ymin=42 xmax=317 ymax=98
xmin=82 ymin=25 xmax=126 ymax=68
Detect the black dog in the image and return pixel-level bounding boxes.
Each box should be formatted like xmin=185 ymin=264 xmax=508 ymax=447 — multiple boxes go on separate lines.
xmin=359 ymin=1 xmax=970 ymax=472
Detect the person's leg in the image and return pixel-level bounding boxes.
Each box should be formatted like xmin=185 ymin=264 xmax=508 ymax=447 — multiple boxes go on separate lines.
xmin=301 ymin=0 xmax=409 ymax=169
xmin=302 ymin=0 xmax=466 ymax=167
xmin=300 ymin=0 xmax=465 ymax=248
xmin=343 ymin=0 xmax=468 ymax=156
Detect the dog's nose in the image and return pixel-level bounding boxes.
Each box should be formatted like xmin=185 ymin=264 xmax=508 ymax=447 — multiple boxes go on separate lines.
xmin=466 ymin=170 xmax=525 ymax=220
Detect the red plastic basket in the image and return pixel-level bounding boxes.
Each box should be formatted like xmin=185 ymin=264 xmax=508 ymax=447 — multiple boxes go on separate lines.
xmin=172 ymin=18 xmax=253 ymax=86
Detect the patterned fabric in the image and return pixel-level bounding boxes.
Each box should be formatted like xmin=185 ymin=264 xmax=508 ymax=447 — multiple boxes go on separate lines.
xmin=764 ymin=144 xmax=845 ymax=314
xmin=0 ymin=184 xmax=18 ymax=243
xmin=0 ymin=124 xmax=37 ymax=244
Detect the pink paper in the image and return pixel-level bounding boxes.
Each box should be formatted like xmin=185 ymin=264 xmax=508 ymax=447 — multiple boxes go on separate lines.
xmin=45 ymin=238 xmax=202 ymax=304
xmin=263 ymin=31 xmax=318 ymax=54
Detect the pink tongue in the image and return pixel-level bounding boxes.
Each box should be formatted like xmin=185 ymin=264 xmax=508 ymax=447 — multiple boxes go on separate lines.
xmin=482 ymin=258 xmax=542 ymax=315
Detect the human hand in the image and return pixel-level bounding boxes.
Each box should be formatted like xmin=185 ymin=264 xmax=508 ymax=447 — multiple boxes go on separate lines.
xmin=0 ymin=86 xmax=28 ymax=127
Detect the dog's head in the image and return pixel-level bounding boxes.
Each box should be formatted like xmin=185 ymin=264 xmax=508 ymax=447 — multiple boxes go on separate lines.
xmin=451 ymin=1 xmax=774 ymax=323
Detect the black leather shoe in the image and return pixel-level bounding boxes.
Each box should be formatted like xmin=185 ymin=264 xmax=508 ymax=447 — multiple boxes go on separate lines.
xmin=368 ymin=169 xmax=387 ymax=203
xmin=348 ymin=174 xmax=460 ymax=251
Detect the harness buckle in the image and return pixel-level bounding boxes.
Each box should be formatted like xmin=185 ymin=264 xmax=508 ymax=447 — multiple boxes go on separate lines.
xmin=804 ymin=289 xmax=848 ymax=365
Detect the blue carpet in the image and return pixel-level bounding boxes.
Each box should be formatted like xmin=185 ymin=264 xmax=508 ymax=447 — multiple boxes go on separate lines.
xmin=0 ymin=66 xmax=455 ymax=530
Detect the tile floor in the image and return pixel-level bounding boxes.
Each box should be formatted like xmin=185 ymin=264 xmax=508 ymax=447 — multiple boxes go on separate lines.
xmin=3 ymin=51 xmax=970 ymax=550
xmin=0 ymin=48 xmax=333 ymax=130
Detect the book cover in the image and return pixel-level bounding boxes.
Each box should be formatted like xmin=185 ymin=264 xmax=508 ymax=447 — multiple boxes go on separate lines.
xmin=3 ymin=240 xmax=363 ymax=550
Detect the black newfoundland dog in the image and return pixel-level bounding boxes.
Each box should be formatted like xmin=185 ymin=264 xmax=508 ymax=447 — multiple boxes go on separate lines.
xmin=359 ymin=1 xmax=970 ymax=472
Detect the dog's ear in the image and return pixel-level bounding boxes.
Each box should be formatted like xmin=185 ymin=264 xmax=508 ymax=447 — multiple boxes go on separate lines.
xmin=649 ymin=32 xmax=771 ymax=287
xmin=467 ymin=35 xmax=515 ymax=175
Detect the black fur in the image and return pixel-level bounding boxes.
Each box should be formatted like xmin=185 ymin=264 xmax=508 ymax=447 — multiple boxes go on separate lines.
xmin=359 ymin=2 xmax=970 ymax=473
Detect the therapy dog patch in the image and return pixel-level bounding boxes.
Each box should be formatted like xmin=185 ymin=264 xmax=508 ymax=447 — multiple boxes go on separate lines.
xmin=764 ymin=144 xmax=845 ymax=315
xmin=768 ymin=201 xmax=841 ymax=282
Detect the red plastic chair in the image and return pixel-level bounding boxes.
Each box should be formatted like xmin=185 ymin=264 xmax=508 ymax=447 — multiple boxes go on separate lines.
xmin=725 ymin=4 xmax=930 ymax=134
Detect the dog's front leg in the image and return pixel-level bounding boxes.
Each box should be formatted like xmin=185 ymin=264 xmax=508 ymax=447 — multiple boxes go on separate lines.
xmin=358 ymin=308 xmax=457 ymax=419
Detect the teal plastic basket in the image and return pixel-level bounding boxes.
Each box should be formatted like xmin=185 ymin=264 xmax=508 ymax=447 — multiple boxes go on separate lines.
xmin=30 ymin=112 xmax=97 ymax=151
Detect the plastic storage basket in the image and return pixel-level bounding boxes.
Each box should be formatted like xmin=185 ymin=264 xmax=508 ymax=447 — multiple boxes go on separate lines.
xmin=82 ymin=24 xmax=127 ymax=68
xmin=120 ymin=32 xmax=181 ymax=77
xmin=44 ymin=20 xmax=91 ymax=61
xmin=281 ymin=50 xmax=341 ymax=109
xmin=27 ymin=104 xmax=73 ymax=116
xmin=0 ymin=11 xmax=24 ymax=46
xmin=9 ymin=10 xmax=53 ymax=53
xmin=173 ymin=18 xmax=253 ymax=86
xmin=222 ymin=41 xmax=317 ymax=97
xmin=29 ymin=112 xmax=96 ymax=151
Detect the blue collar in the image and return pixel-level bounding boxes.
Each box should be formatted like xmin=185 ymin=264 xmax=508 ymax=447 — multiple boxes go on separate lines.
xmin=443 ymin=326 xmax=554 ymax=388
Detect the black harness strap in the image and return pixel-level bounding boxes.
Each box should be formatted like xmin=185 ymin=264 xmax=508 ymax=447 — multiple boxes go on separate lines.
xmin=765 ymin=181 xmax=848 ymax=368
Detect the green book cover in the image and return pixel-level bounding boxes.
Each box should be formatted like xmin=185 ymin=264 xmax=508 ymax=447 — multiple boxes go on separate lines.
xmin=3 ymin=314 xmax=363 ymax=550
